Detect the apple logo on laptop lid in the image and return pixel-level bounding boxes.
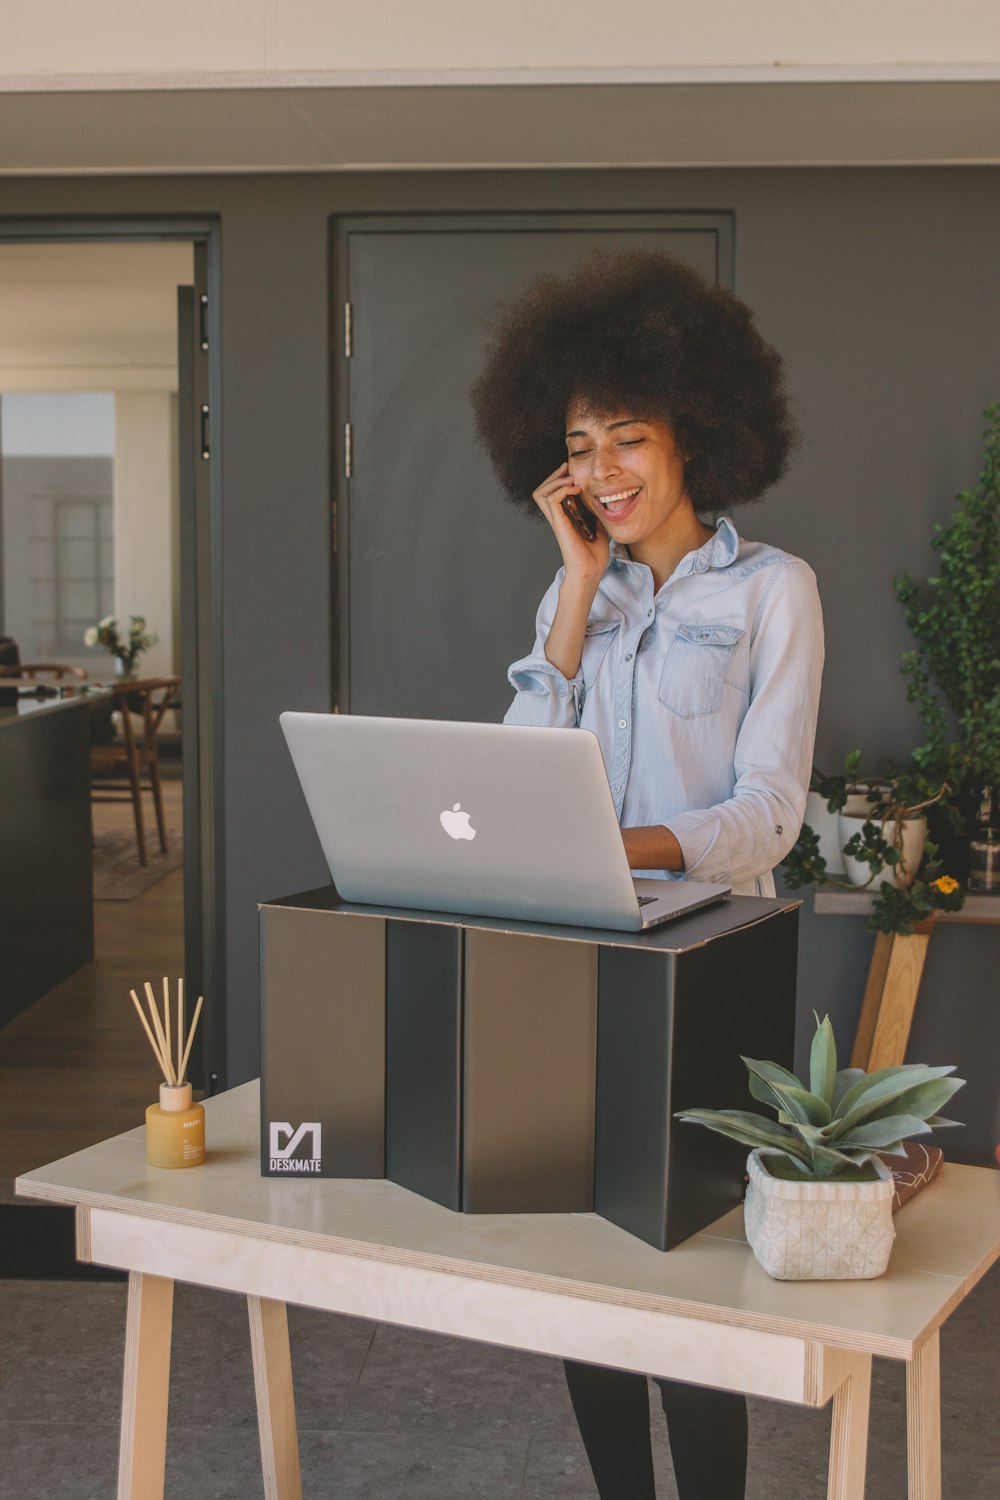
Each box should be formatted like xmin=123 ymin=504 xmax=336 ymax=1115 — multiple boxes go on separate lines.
xmin=440 ymin=803 xmax=476 ymax=841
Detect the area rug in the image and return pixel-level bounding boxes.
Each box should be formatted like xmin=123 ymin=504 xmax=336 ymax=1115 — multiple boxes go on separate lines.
xmin=92 ymin=827 xmax=183 ymax=900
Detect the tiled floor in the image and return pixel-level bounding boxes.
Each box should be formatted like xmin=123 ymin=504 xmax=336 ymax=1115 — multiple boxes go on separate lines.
xmin=1 ymin=1255 xmax=998 ymax=1499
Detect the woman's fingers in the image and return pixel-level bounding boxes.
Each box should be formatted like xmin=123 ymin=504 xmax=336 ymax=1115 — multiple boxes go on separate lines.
xmin=530 ymin=467 xmax=609 ymax=578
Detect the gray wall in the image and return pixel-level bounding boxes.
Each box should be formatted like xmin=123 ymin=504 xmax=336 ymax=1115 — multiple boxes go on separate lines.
xmin=2 ymin=168 xmax=997 ymax=1160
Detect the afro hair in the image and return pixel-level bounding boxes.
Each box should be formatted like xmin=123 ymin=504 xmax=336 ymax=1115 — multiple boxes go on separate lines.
xmin=470 ymin=248 xmax=797 ymax=516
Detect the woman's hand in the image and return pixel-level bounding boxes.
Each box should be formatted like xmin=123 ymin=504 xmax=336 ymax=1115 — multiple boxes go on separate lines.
xmin=532 ymin=464 xmax=609 ymax=681
xmin=532 ymin=463 xmax=609 ymax=585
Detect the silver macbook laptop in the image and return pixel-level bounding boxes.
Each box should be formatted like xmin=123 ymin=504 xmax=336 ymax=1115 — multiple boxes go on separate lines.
xmin=280 ymin=713 xmax=730 ymax=932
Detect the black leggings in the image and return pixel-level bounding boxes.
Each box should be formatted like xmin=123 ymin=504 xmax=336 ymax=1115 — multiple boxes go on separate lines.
xmin=564 ymin=1361 xmax=748 ymax=1500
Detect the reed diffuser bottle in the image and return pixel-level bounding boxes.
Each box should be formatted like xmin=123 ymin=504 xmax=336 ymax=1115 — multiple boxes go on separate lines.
xmin=130 ymin=978 xmax=206 ymax=1168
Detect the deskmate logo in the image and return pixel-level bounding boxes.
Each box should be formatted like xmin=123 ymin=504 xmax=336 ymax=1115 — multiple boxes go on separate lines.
xmin=268 ymin=1121 xmax=322 ymax=1173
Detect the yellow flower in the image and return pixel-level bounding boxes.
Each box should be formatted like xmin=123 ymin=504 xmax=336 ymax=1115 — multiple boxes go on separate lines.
xmin=932 ymin=875 xmax=959 ymax=894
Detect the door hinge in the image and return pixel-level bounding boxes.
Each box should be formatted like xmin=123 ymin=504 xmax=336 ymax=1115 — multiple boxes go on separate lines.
xmin=199 ymin=292 xmax=209 ymax=351
xmin=344 ymin=302 xmax=352 ymax=359
xmin=200 ymin=404 xmax=210 ymax=461
xmin=344 ymin=422 xmax=352 ymax=479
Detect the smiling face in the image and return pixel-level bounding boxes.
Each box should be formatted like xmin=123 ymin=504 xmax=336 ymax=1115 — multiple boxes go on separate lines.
xmin=564 ymin=405 xmax=702 ymax=571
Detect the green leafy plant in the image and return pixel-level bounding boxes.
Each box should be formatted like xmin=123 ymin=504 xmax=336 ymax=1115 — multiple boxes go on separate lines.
xmin=675 ymin=1013 xmax=964 ymax=1181
xmin=895 ymin=403 xmax=1000 ymax=788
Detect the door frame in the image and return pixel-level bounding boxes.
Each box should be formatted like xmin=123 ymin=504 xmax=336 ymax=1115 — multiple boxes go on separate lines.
xmin=0 ymin=216 xmax=226 ymax=1085
xmin=330 ymin=210 xmax=733 ymax=712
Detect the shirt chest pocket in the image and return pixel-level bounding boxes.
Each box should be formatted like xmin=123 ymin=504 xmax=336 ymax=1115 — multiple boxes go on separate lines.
xmin=658 ymin=622 xmax=746 ymax=718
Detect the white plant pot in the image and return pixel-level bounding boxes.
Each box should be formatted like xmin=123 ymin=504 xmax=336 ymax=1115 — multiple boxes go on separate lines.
xmin=804 ymin=791 xmax=844 ymax=877
xmin=838 ymin=813 xmax=927 ymax=888
xmin=743 ymin=1150 xmax=896 ymax=1281
xmin=842 ymin=783 xmax=892 ymax=819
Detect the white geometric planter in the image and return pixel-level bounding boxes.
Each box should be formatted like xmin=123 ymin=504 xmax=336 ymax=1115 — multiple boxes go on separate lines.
xmin=744 ymin=1150 xmax=896 ymax=1281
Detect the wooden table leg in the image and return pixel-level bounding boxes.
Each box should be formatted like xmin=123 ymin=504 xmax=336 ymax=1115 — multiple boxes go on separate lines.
xmin=850 ymin=925 xmax=933 ymax=1071
xmin=248 ymin=1295 xmax=303 ymax=1500
xmin=906 ymin=1331 xmax=942 ymax=1500
xmin=117 ymin=1271 xmax=174 ymax=1500
xmin=827 ymin=1351 xmax=872 ymax=1500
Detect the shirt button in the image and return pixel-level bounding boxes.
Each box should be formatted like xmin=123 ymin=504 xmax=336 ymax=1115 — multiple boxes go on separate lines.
xmin=619 ymin=719 xmax=628 ymax=728
xmin=613 ymin=784 xmax=621 ymax=794
xmin=647 ymin=609 xmax=653 ymax=618
xmin=625 ymin=652 xmax=633 ymax=662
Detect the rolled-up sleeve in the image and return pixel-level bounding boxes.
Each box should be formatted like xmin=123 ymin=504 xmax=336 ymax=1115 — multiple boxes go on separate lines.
xmin=667 ymin=559 xmax=824 ymax=887
xmin=504 ymin=571 xmax=584 ymax=728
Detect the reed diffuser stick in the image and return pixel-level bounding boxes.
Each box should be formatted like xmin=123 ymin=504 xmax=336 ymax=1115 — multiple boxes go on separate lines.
xmin=176 ymin=993 xmax=204 ymax=1086
xmin=129 ymin=979 xmax=204 ymax=1088
xmin=177 ymin=976 xmax=184 ymax=1082
xmin=162 ymin=976 xmax=173 ymax=1084
xmin=130 ymin=988 xmax=172 ymax=1084
xmin=144 ymin=981 xmax=175 ymax=1084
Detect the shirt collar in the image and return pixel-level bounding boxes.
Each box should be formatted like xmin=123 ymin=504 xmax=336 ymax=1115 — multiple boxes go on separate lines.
xmin=610 ymin=515 xmax=741 ymax=577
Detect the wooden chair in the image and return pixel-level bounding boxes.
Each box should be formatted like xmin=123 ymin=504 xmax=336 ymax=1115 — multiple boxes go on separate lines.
xmin=0 ymin=662 xmax=89 ymax=681
xmin=90 ymin=677 xmax=180 ymax=866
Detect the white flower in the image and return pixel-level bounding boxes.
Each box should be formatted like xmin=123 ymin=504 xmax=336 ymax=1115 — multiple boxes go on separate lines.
xmin=83 ymin=627 xmax=98 ymax=646
xmin=98 ymin=615 xmax=116 ymax=630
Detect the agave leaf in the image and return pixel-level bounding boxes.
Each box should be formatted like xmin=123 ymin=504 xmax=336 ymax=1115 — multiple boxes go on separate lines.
xmin=747 ymin=1073 xmax=784 ymax=1112
xmin=860 ymin=1077 xmax=965 ymax=1126
xmin=673 ymin=1109 xmax=810 ymax=1161
xmin=839 ymin=1113 xmax=933 ymax=1149
xmin=765 ymin=1082 xmax=832 ymax=1128
xmin=924 ymin=1115 xmax=963 ymax=1129
xmin=754 ymin=1152 xmax=814 ymax=1179
xmin=827 ymin=1075 xmax=963 ymax=1138
xmin=741 ymin=1057 xmax=803 ymax=1091
xmin=831 ymin=1068 xmax=866 ymax=1111
xmin=832 ymin=1065 xmax=957 ymax=1132
xmin=809 ymin=1014 xmax=838 ymax=1107
xmin=809 ymin=1143 xmax=872 ymax=1178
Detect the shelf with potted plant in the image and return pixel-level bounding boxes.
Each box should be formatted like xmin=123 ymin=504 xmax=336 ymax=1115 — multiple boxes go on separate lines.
xmin=782 ymin=750 xmax=965 ymax=937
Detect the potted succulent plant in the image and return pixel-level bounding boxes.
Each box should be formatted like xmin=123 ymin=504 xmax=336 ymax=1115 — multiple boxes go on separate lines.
xmin=675 ymin=1014 xmax=964 ymax=1280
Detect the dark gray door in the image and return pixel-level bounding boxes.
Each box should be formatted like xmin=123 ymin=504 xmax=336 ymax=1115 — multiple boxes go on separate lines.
xmin=336 ymin=215 xmax=730 ymax=722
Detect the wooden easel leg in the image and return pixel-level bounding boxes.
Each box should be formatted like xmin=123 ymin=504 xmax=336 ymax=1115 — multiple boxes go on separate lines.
xmin=248 ymin=1295 xmax=303 ymax=1500
xmin=850 ymin=933 xmax=894 ymax=1068
xmin=827 ymin=1351 xmax=872 ymax=1500
xmin=850 ymin=927 xmax=932 ymax=1071
xmin=906 ymin=1331 xmax=942 ymax=1500
xmin=117 ymin=1271 xmax=174 ymax=1500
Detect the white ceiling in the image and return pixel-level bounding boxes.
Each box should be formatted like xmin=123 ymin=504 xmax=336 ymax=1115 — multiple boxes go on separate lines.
xmin=0 ymin=242 xmax=193 ymax=393
xmin=0 ymin=79 xmax=998 ymax=174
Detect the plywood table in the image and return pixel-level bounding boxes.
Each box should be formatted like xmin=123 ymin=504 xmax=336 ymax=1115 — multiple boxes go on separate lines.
xmin=813 ymin=890 xmax=1000 ymax=1070
xmin=16 ymin=1083 xmax=1000 ymax=1500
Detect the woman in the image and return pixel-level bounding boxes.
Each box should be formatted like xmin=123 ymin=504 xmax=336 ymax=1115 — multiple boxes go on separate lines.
xmin=471 ymin=250 xmax=824 ymax=1499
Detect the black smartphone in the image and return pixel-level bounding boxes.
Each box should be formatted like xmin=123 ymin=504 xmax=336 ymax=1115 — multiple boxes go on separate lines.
xmin=561 ymin=495 xmax=599 ymax=542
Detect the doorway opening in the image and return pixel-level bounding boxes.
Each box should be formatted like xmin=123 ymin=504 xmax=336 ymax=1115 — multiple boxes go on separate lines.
xmin=0 ymin=226 xmax=223 ymax=1207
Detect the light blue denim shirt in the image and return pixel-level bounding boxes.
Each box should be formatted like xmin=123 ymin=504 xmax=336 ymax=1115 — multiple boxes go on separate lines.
xmin=504 ymin=517 xmax=824 ymax=896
